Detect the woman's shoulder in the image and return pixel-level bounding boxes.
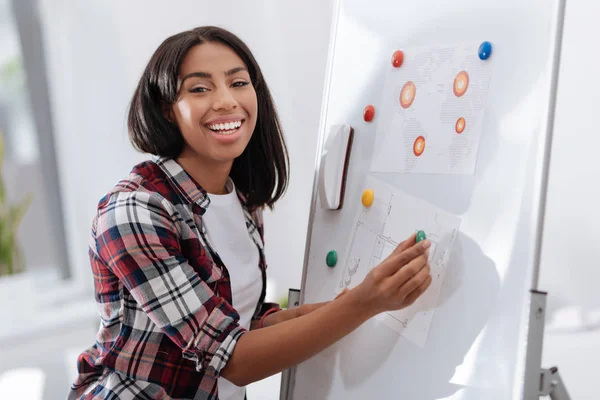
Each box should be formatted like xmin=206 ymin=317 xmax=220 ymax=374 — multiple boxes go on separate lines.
xmin=96 ymin=158 xmax=176 ymax=212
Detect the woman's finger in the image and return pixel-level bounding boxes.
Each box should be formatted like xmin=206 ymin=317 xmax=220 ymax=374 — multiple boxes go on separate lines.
xmin=396 ymin=261 xmax=430 ymax=298
xmin=390 ymin=252 xmax=428 ymax=289
xmin=389 ymin=233 xmax=417 ymax=256
xmin=377 ymin=239 xmax=430 ymax=277
xmin=403 ymin=274 xmax=432 ymax=306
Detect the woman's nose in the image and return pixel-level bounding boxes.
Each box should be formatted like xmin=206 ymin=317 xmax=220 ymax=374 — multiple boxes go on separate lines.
xmin=212 ymin=87 xmax=237 ymax=111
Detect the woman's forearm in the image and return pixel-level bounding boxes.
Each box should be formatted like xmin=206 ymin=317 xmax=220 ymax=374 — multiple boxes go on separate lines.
xmin=221 ymin=237 xmax=431 ymax=386
xmin=257 ymin=289 xmax=349 ymax=328
xmin=220 ymin=290 xmax=372 ymax=386
xmin=258 ymin=301 xmax=328 ymax=328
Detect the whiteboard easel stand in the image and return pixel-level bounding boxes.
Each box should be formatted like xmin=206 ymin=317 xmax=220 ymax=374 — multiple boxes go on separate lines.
xmin=540 ymin=368 xmax=570 ymax=400
xmin=524 ymin=291 xmax=571 ymax=400
xmin=524 ymin=0 xmax=571 ymax=398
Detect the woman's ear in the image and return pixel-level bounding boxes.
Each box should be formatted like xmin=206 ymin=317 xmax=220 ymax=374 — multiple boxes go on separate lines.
xmin=162 ymin=102 xmax=175 ymax=124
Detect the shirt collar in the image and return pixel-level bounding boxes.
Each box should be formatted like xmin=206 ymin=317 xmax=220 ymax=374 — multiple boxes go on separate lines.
xmin=153 ymin=156 xmax=210 ymax=210
xmin=153 ymin=156 xmax=251 ymax=212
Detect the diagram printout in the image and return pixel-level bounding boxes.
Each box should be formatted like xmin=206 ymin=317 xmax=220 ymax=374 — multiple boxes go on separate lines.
xmin=336 ymin=176 xmax=461 ymax=347
xmin=370 ymin=43 xmax=492 ymax=175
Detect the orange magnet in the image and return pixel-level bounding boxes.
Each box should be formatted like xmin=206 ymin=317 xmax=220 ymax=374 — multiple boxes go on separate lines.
xmin=453 ymin=71 xmax=469 ymax=97
xmin=361 ymin=189 xmax=374 ymax=207
xmin=413 ymin=136 xmax=426 ymax=157
xmin=400 ymin=81 xmax=416 ymax=109
xmin=455 ymin=117 xmax=466 ymax=134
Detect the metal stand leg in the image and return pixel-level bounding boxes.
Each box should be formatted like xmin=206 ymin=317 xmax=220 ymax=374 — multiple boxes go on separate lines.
xmin=279 ymin=289 xmax=301 ymax=400
xmin=522 ymin=290 xmax=572 ymax=399
xmin=540 ymin=367 xmax=571 ymax=400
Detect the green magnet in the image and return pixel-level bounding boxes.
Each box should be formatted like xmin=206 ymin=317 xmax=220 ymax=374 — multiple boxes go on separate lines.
xmin=416 ymin=230 xmax=427 ymax=243
xmin=326 ymin=250 xmax=338 ymax=267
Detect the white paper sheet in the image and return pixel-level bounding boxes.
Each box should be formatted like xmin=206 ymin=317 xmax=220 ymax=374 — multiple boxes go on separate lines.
xmin=336 ymin=176 xmax=461 ymax=347
xmin=370 ymin=43 xmax=492 ymax=175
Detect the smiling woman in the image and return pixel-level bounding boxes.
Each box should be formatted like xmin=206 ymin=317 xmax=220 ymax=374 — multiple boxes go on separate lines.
xmin=127 ymin=26 xmax=288 ymax=208
xmin=171 ymin=43 xmax=259 ymax=195
xmin=68 ymin=26 xmax=432 ymax=400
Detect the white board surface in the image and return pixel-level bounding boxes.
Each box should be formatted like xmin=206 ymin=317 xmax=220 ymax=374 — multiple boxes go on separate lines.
xmin=292 ymin=0 xmax=564 ymax=399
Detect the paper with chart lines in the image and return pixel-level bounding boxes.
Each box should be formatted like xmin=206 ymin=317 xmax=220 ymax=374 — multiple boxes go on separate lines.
xmin=370 ymin=43 xmax=492 ymax=175
xmin=336 ymin=176 xmax=460 ymax=347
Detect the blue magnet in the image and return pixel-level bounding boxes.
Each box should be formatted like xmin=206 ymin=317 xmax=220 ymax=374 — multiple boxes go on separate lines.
xmin=478 ymin=41 xmax=492 ymax=60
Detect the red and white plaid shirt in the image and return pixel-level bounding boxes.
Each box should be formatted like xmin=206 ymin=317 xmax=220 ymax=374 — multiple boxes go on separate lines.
xmin=68 ymin=157 xmax=279 ymax=399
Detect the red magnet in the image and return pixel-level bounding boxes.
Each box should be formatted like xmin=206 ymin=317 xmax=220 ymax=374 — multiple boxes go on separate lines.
xmin=363 ymin=105 xmax=375 ymax=122
xmin=391 ymin=50 xmax=404 ymax=68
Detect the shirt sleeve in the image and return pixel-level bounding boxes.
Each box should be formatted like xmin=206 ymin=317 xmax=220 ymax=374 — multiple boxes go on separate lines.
xmin=93 ymin=189 xmax=245 ymax=375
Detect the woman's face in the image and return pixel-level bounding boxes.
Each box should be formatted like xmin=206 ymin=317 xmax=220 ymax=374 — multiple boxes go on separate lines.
xmin=171 ymin=42 xmax=258 ymax=168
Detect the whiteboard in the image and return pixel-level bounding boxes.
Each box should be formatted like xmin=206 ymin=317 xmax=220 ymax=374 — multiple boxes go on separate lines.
xmin=292 ymin=0 xmax=565 ymax=399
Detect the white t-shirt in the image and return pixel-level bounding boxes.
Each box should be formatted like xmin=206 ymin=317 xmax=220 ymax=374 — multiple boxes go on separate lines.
xmin=202 ymin=178 xmax=262 ymax=400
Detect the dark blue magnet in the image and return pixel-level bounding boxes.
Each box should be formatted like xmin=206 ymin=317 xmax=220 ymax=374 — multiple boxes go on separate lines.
xmin=478 ymin=41 xmax=492 ymax=60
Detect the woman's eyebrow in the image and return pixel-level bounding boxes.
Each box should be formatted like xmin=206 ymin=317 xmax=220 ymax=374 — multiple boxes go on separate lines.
xmin=181 ymin=67 xmax=248 ymax=85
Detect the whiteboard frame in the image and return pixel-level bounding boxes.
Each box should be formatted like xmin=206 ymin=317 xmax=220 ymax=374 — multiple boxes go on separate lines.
xmin=298 ymin=0 xmax=343 ymax=309
xmin=294 ymin=0 xmax=568 ymax=398
xmin=523 ymin=1 xmax=568 ymax=397
xmin=528 ymin=0 xmax=567 ymax=292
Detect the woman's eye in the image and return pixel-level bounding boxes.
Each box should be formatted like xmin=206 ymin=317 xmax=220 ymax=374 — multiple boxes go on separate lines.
xmin=190 ymin=87 xmax=209 ymax=93
xmin=232 ymin=81 xmax=250 ymax=88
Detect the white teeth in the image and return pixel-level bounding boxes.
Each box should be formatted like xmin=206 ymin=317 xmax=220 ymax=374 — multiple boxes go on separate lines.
xmin=216 ymin=130 xmax=235 ymax=135
xmin=207 ymin=120 xmax=242 ymax=132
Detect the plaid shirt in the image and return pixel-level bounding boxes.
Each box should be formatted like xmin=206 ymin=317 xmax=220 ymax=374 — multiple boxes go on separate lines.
xmin=68 ymin=157 xmax=278 ymax=400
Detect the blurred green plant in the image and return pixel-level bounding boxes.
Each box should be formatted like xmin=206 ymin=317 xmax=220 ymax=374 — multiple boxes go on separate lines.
xmin=278 ymin=295 xmax=288 ymax=310
xmin=0 ymin=56 xmax=25 ymax=92
xmin=0 ymin=130 xmax=32 ymax=276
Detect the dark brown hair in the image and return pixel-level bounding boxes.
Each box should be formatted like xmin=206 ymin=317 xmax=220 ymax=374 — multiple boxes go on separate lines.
xmin=128 ymin=26 xmax=289 ymax=210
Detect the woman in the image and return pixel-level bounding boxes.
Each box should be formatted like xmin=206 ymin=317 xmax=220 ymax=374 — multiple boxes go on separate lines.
xmin=68 ymin=26 xmax=432 ymax=400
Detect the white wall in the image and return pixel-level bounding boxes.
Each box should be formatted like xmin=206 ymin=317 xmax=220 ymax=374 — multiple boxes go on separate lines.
xmin=38 ymin=0 xmax=334 ymax=302
xmin=538 ymin=1 xmax=600 ymax=399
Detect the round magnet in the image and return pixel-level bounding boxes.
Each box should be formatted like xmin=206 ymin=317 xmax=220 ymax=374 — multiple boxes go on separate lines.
xmin=478 ymin=41 xmax=492 ymax=60
xmin=455 ymin=117 xmax=466 ymax=134
xmin=361 ymin=189 xmax=374 ymax=207
xmin=453 ymin=71 xmax=469 ymax=97
xmin=413 ymin=136 xmax=426 ymax=157
xmin=363 ymin=105 xmax=375 ymax=122
xmin=326 ymin=250 xmax=337 ymax=267
xmin=391 ymin=50 xmax=404 ymax=68
xmin=400 ymin=81 xmax=416 ymax=109
xmin=416 ymin=230 xmax=427 ymax=243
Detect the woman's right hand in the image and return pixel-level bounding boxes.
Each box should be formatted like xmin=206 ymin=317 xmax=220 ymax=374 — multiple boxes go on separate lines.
xmin=223 ymin=233 xmax=431 ymax=386
xmin=353 ymin=233 xmax=432 ymax=316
